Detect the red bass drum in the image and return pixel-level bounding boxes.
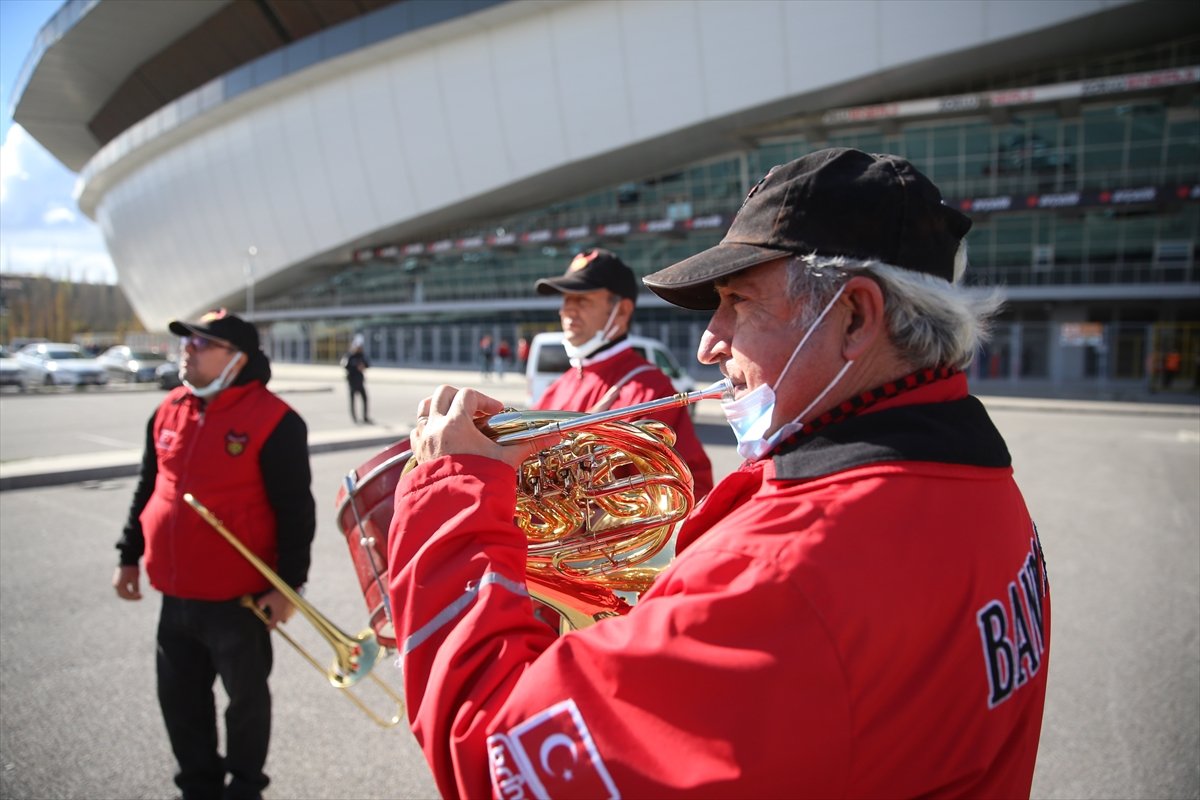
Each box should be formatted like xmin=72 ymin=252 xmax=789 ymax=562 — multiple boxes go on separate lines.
xmin=334 ymin=440 xmax=413 ymax=649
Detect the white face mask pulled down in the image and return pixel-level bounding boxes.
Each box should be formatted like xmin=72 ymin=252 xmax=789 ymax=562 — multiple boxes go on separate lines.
xmin=721 ymin=285 xmax=854 ymax=461
xmin=184 ymin=351 xmax=243 ymax=399
xmin=564 ymin=301 xmax=622 ymax=364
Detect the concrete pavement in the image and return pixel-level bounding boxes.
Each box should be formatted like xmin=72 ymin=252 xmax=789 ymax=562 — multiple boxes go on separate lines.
xmin=0 ymin=363 xmax=529 ymax=490
xmin=1 ymin=362 xmax=1195 ymax=491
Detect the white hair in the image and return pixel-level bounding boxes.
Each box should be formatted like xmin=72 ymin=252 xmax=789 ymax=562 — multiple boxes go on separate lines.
xmin=785 ymin=246 xmax=1004 ymax=370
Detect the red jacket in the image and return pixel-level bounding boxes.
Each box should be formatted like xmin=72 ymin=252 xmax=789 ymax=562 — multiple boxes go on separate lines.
xmin=141 ymin=382 xmax=290 ymax=600
xmin=389 ymin=373 xmax=1049 ymax=799
xmin=536 ymin=342 xmax=713 ymax=499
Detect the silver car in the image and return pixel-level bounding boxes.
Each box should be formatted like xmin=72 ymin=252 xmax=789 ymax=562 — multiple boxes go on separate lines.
xmin=0 ymin=346 xmax=28 ymax=391
xmin=97 ymin=345 xmax=171 ymax=383
xmin=16 ymin=343 xmax=109 ymax=389
xmin=156 ymin=360 xmax=182 ymax=390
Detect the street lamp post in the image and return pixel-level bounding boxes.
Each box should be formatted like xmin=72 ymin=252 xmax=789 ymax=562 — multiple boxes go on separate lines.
xmin=244 ymin=245 xmax=258 ymax=319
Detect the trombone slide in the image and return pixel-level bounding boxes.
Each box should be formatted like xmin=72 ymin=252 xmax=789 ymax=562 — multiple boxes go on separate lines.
xmin=182 ymin=492 xmax=404 ymax=727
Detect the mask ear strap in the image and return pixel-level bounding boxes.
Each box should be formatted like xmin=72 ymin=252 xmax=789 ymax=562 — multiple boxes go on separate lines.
xmin=771 ymin=283 xmax=848 ymax=393
xmin=600 ymin=299 xmax=623 ymax=341
xmin=217 ymin=351 xmax=245 ymax=386
xmin=795 ymin=359 xmax=854 ymax=423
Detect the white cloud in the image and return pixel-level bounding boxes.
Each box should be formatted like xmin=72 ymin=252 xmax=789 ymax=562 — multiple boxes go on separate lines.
xmin=0 ymin=125 xmax=31 ymax=204
xmin=0 ymin=124 xmax=115 ymax=283
xmin=42 ymin=204 xmax=76 ymax=224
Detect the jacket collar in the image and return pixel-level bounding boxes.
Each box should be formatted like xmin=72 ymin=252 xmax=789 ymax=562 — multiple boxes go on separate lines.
xmin=174 ymin=379 xmax=261 ymax=412
xmin=771 ymin=373 xmax=1011 ymax=481
xmin=576 ymin=336 xmax=632 ymax=367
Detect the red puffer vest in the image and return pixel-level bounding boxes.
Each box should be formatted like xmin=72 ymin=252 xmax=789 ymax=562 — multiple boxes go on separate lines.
xmin=140 ymin=382 xmax=289 ymax=600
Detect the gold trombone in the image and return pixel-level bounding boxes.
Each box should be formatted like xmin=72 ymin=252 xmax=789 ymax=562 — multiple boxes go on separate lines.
xmin=183 ymin=492 xmax=404 ymax=729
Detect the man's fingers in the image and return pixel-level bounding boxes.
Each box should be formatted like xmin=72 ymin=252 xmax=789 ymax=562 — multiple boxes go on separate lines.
xmin=407 ymin=386 xmax=514 ymax=465
xmin=429 ymin=384 xmax=460 ymax=417
xmin=256 ymin=599 xmax=279 ymax=629
xmin=113 ymin=567 xmax=142 ymax=601
xmin=452 ymin=387 xmax=506 ymax=420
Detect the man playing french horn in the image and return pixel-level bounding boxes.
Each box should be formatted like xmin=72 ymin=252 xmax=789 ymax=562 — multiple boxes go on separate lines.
xmin=389 ymin=148 xmax=1051 ymax=798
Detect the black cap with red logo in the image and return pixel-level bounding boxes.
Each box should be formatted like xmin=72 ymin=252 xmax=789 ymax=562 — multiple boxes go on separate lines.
xmin=168 ymin=309 xmax=260 ymax=353
xmin=535 ymin=248 xmax=639 ymax=302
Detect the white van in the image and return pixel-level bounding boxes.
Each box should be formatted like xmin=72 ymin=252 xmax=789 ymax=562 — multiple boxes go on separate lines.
xmin=525 ymin=331 xmax=697 ymax=411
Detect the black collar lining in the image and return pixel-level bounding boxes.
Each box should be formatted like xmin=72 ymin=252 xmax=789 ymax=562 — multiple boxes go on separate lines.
xmin=772 ymin=396 xmax=1012 ymax=481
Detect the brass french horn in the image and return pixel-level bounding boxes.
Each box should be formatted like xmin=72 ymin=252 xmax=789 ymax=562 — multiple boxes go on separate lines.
xmin=400 ymin=380 xmax=730 ymax=631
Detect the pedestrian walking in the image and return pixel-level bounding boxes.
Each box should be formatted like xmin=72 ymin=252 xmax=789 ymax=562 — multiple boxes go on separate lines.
xmin=342 ymin=334 xmax=371 ymax=424
xmin=496 ymin=340 xmax=512 ymax=380
xmin=479 ymin=335 xmax=494 ymax=380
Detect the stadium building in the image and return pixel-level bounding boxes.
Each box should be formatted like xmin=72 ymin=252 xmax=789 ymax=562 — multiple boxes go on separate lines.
xmin=13 ymin=0 xmax=1200 ymax=396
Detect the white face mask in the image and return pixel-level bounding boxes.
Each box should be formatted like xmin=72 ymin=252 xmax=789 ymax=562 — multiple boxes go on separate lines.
xmin=184 ymin=351 xmax=243 ymax=399
xmin=563 ymin=301 xmax=622 ymax=362
xmin=721 ymin=285 xmax=853 ymax=461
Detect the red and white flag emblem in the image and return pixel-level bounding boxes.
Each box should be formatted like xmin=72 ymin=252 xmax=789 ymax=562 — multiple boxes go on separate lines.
xmin=488 ymin=699 xmax=618 ymax=799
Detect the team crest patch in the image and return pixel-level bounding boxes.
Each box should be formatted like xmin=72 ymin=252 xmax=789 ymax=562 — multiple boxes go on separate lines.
xmin=487 ymin=698 xmax=619 ymax=799
xmin=225 ymin=430 xmax=250 ymax=456
xmin=156 ymin=428 xmax=178 ymax=453
xmin=568 ymin=250 xmax=600 ymax=273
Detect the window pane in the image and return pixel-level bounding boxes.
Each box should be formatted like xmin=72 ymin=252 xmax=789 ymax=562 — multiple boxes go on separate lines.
xmin=928 ymin=127 xmax=960 ymax=185
xmin=1054 ymin=218 xmax=1084 ymax=264
xmin=1086 ymin=212 xmax=1120 ymax=261
xmin=899 ymin=127 xmax=928 ymax=161
xmin=1083 ymin=107 xmax=1126 ymax=179
xmin=994 ymin=216 xmax=1033 ymax=265
xmin=1121 ymin=216 xmax=1157 ymax=264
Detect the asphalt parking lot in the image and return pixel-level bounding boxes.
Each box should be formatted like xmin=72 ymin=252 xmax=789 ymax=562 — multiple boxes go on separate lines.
xmin=1 ymin=366 xmax=1197 ymax=799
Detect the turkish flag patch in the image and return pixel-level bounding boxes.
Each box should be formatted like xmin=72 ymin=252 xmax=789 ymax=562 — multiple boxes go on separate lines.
xmin=487 ymin=698 xmax=618 ymax=799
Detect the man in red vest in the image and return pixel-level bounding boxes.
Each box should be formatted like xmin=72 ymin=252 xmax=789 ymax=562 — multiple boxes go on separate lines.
xmin=113 ymin=309 xmax=315 ymax=800
xmin=533 ymin=248 xmax=713 ymax=499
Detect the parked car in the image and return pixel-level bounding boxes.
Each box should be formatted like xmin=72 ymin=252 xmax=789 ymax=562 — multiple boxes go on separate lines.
xmin=97 ymin=345 xmax=171 ymax=383
xmin=7 ymin=337 xmax=49 ymax=351
xmin=525 ymin=331 xmax=697 ymax=412
xmin=15 ymin=342 xmax=109 ymax=388
xmin=0 ymin=346 xmax=28 ymax=391
xmin=156 ymin=360 xmax=182 ymax=390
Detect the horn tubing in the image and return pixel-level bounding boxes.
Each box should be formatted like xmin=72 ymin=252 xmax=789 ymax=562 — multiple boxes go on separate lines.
xmin=182 ymin=492 xmax=380 ymax=686
xmin=239 ymin=596 xmax=403 ymax=728
xmin=493 ymin=379 xmax=730 ymax=446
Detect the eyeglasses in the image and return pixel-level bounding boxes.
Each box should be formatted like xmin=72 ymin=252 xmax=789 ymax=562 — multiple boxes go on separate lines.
xmin=180 ymin=335 xmax=231 ymax=352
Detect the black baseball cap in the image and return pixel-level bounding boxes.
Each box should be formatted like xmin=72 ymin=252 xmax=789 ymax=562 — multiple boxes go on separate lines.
xmin=643 ymin=147 xmax=973 ymax=310
xmin=169 ymin=309 xmax=260 ymax=353
xmin=535 ymin=248 xmax=639 ymax=302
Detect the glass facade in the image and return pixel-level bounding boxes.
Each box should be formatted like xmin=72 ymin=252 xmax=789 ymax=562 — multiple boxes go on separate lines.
xmin=259 ymin=41 xmax=1200 ymax=394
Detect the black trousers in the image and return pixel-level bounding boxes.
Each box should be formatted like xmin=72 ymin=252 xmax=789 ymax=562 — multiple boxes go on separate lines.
xmin=348 ymin=379 xmax=368 ymax=422
xmin=157 ymin=595 xmax=273 ymax=800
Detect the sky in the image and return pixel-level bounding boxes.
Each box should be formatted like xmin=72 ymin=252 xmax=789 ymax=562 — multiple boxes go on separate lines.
xmin=0 ymin=0 xmax=117 ymax=284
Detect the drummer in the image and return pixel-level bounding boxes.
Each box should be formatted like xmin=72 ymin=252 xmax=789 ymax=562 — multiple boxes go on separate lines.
xmin=531 ymin=248 xmax=712 ymax=498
